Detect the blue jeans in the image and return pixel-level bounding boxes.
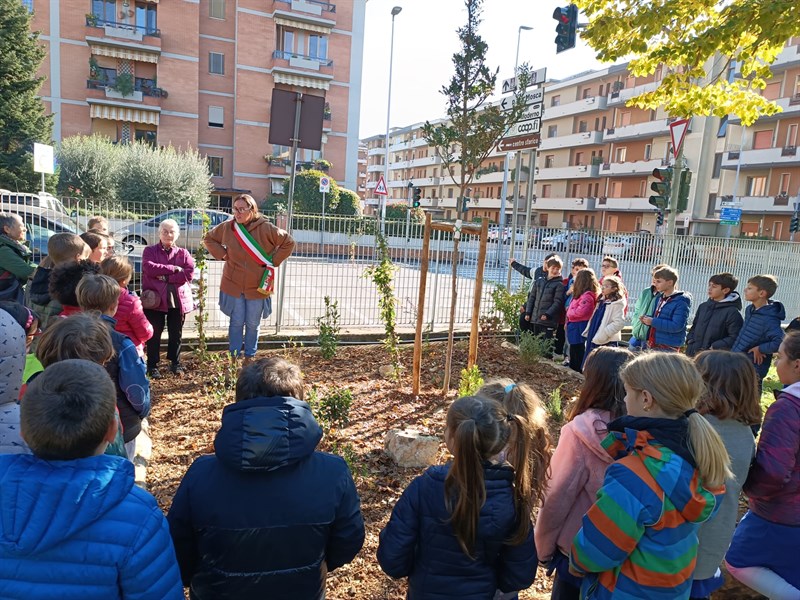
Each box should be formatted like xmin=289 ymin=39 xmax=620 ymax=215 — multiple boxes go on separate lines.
xmin=220 ymin=292 xmax=271 ymax=357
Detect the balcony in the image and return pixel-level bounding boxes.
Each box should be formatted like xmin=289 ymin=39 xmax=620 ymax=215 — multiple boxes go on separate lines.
xmin=272 ymin=49 xmax=332 ymax=70
xmin=408 ymin=155 xmax=442 ymax=168
xmin=600 ymin=157 xmax=668 ymax=177
xmin=604 ymin=118 xmax=674 ymax=142
xmin=87 ymin=78 xmax=167 ymax=102
xmin=532 ymin=196 xmax=596 ymax=211
xmin=537 ymin=163 xmax=601 ymax=180
xmin=607 ymin=81 xmax=659 ymax=105
xmin=367 ymin=164 xmax=384 ymax=173
xmin=85 ymin=15 xmax=160 ymax=42
xmin=715 ymin=195 xmax=795 ymax=214
xmin=538 ymin=130 xmax=604 ymax=150
xmin=389 ymin=137 xmax=427 ymax=151
xmin=598 ymin=196 xmax=658 ymax=211
xmin=275 ymin=0 xmax=336 ymax=15
xmin=415 ymin=177 xmax=441 ymax=187
xmin=367 ymin=146 xmax=386 ymax=156
xmin=762 ymin=42 xmax=800 ymax=71
xmin=721 ymin=145 xmax=800 ymax=169
xmin=543 ymin=95 xmax=608 ymax=120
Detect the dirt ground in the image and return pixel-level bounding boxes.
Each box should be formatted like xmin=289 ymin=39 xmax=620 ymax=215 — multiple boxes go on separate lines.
xmin=146 ymin=338 xmax=764 ymax=600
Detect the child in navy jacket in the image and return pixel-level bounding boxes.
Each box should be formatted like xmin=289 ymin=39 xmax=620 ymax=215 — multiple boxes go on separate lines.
xmin=638 ymin=265 xmax=691 ymax=351
xmin=731 ymin=274 xmax=785 ymax=384
xmin=686 ymin=272 xmax=743 ymax=356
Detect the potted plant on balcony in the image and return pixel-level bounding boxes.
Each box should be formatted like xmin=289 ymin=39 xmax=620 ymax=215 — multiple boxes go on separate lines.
xmin=88 ymin=57 xmax=101 ymax=81
xmin=110 ymin=73 xmax=135 ymax=98
xmin=313 ymin=159 xmax=331 ymax=172
xmin=323 ymin=103 xmax=332 ymax=121
xmin=85 ymin=13 xmax=99 ymax=27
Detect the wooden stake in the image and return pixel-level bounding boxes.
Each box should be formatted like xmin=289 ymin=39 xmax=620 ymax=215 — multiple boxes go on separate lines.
xmin=412 ymin=213 xmax=432 ymax=395
xmin=468 ymin=218 xmax=489 ymax=367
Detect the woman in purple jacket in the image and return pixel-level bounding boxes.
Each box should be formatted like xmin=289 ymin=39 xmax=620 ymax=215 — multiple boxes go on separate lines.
xmin=142 ymin=219 xmax=195 ymax=378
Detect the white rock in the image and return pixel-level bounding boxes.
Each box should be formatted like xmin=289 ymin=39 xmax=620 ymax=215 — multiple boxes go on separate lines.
xmin=385 ymin=429 xmax=441 ymax=468
xmin=378 ymin=365 xmax=396 ymax=378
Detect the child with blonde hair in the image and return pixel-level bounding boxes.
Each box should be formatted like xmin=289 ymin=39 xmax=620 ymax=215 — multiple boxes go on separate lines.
xmin=570 ymin=352 xmax=730 ymax=600
xmin=100 ymin=255 xmax=153 ymax=357
xmin=536 ymin=346 xmax=633 ymax=600
xmin=378 ymin=396 xmax=539 ymax=599
xmin=690 ymin=351 xmax=761 ymax=599
xmin=725 ymin=331 xmax=800 ymax=599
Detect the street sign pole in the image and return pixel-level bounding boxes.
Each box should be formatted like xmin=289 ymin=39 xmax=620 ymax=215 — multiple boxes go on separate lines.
xmin=665 ymin=143 xmax=684 ymax=264
xmin=321 ymin=190 xmax=326 ymax=249
xmin=522 ymin=148 xmax=537 ymax=266
xmin=496 ymin=152 xmax=513 ymax=266
xmin=792 ymin=199 xmax=800 ymax=243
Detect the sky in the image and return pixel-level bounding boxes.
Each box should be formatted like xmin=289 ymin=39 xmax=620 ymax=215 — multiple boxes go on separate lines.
xmin=358 ymin=0 xmax=614 ymax=139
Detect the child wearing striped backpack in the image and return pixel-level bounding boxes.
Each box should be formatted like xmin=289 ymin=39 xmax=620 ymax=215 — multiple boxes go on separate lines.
xmin=569 ymin=352 xmax=731 ymax=600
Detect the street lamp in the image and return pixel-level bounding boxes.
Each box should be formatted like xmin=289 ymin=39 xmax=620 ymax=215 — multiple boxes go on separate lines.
xmin=381 ymin=5 xmax=403 ymax=233
xmin=514 ymin=25 xmax=533 ymax=77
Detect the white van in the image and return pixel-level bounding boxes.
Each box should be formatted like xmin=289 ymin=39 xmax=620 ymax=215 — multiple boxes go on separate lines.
xmin=0 ymin=190 xmax=69 ymax=215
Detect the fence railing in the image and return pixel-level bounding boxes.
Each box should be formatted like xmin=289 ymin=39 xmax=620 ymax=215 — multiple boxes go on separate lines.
xmin=9 ymin=196 xmax=800 ymax=334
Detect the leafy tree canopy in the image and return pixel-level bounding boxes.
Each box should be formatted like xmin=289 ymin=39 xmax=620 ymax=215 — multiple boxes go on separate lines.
xmin=57 ymin=135 xmax=120 ymax=202
xmin=0 ymin=0 xmax=53 ymax=191
xmin=577 ymin=0 xmax=800 ymax=125
xmin=292 ymin=169 xmax=341 ymax=213
xmin=333 ymin=188 xmax=362 ymax=216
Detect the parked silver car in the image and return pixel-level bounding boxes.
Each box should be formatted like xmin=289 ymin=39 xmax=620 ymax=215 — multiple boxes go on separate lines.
xmin=114 ymin=208 xmax=230 ymax=252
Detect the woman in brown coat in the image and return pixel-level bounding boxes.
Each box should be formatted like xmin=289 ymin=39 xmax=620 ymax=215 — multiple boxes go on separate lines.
xmin=204 ymin=194 xmax=295 ymax=362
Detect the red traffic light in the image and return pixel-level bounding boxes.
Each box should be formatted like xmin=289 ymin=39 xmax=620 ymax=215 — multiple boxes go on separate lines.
xmin=553 ymin=7 xmax=570 ymax=22
xmin=652 ymin=167 xmax=673 ymax=182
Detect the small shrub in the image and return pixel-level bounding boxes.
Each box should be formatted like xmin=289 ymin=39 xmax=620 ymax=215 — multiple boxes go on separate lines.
xmin=458 ymin=365 xmax=484 ymax=397
xmin=313 ymin=387 xmax=353 ymax=432
xmin=518 ymin=331 xmax=554 ymax=364
xmin=546 ymin=385 xmax=565 ymax=423
xmin=205 ymin=353 xmax=237 ymax=408
xmin=329 ymin=440 xmax=365 ymax=477
xmin=490 ymin=284 xmax=528 ymax=332
xmin=317 ymin=295 xmax=340 ymax=359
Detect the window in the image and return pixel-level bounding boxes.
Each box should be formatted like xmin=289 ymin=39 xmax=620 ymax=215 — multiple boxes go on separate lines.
xmin=610 ymin=181 xmax=622 ymax=197
xmin=271 ymin=179 xmax=284 ymax=195
xmin=210 ymin=0 xmax=224 ymax=19
xmin=794 ymin=75 xmax=800 ymax=98
xmin=582 ymin=88 xmax=592 ymax=99
xmin=541 ymin=184 xmax=551 ymax=198
xmin=550 ymin=95 xmax=560 ymax=107
xmin=574 ymin=152 xmax=584 ymax=165
xmin=448 ymin=188 xmax=453 ymax=198
xmin=92 ymin=0 xmax=115 ymax=22
xmin=752 ymin=129 xmax=773 ymax=150
xmin=208 ymin=156 xmax=223 ymax=177
xmin=638 ymin=180 xmax=646 ymax=197
xmin=644 ymin=144 xmax=651 ymax=160
xmin=571 ymin=183 xmax=580 ymax=197
xmin=208 ymin=105 xmax=224 ymax=128
xmin=615 ymin=147 xmax=627 ymax=162
xmin=787 ymin=124 xmax=798 ymax=147
xmin=544 ymin=155 xmax=554 ymax=168
xmin=209 ymin=52 xmax=224 ymax=75
xmin=619 ymin=111 xmax=631 ymax=127
xmin=547 ymin=125 xmax=557 ymax=138
xmin=746 ymin=176 xmax=767 ymax=196
xmin=764 ymin=81 xmax=781 ymax=101
xmin=779 ymin=173 xmax=791 ymax=194
xmin=712 ymin=152 xmax=723 ymax=178
xmin=135 ymin=2 xmax=157 ymax=33
xmin=308 ymin=35 xmax=328 ymax=60
xmin=578 ymin=120 xmax=588 ymax=133
xmin=98 ymin=67 xmax=117 ymax=86
xmin=134 ymin=129 xmax=156 ymax=146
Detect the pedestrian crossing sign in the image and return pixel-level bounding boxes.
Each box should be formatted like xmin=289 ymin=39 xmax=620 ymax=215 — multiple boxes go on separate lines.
xmin=374 ymin=175 xmax=388 ymax=196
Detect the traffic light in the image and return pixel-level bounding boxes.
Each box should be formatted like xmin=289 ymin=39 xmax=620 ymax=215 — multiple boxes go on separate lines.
xmin=649 ymin=167 xmax=672 ymax=211
xmin=412 ymin=186 xmax=421 ymax=208
xmin=791 ymin=214 xmax=799 ymax=233
xmin=553 ymin=4 xmax=578 ymax=54
xmin=677 ymin=170 xmax=692 ymax=212
xmin=656 ymin=211 xmax=664 ymax=226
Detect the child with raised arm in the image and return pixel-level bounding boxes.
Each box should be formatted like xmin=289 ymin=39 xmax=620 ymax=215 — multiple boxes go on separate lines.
xmin=731 ymin=274 xmax=785 ymax=387
xmin=0 ymin=360 xmax=182 ymax=599
xmin=690 ymin=351 xmax=761 ymax=600
xmin=570 ymin=352 xmax=730 ymax=600
xmin=377 ymin=396 xmax=539 ymax=599
xmin=725 ymin=331 xmax=800 ymax=599
xmin=536 ymin=346 xmax=633 ymax=600
xmin=524 ymin=255 xmax=566 ymax=352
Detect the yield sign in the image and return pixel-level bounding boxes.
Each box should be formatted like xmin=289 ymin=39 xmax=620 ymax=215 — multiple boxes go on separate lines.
xmin=670 ymin=119 xmax=690 ymax=159
xmin=374 ymin=175 xmax=388 ymax=196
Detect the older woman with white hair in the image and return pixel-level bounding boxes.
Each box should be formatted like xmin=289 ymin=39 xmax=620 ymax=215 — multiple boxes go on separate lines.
xmin=141 ymin=218 xmax=195 ymax=378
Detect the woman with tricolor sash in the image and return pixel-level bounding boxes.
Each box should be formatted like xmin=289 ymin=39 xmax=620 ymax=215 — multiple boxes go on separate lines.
xmin=204 ymin=194 xmax=295 ymax=364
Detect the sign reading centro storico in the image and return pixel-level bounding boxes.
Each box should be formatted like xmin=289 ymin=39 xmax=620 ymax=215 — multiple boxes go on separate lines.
xmin=498 ymin=134 xmax=540 ymax=152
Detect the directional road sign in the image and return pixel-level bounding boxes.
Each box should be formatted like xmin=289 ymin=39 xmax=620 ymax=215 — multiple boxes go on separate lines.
xmin=500 ymin=88 xmax=544 ymax=111
xmin=506 ymin=119 xmax=541 ymax=137
xmin=720 ymin=206 xmax=742 ymax=224
xmin=497 ymin=134 xmax=540 ymax=152
xmin=501 ymin=67 xmax=547 ymax=94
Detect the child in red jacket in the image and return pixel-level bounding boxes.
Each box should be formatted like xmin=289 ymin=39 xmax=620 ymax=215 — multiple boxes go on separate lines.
xmin=101 ymin=256 xmax=153 ymax=357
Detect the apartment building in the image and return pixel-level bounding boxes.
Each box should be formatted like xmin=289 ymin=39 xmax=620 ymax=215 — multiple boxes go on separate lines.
xmin=30 ymin=0 xmax=366 ymax=205
xmin=362 ymin=36 xmax=800 ymax=240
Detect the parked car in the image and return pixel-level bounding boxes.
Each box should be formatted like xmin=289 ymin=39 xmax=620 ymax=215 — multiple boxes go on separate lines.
xmin=114 ymin=208 xmax=230 ymax=252
xmin=541 ymin=231 xmax=601 ymax=253
xmin=602 ymin=231 xmax=658 ymax=260
xmin=0 ymin=190 xmax=69 ymax=214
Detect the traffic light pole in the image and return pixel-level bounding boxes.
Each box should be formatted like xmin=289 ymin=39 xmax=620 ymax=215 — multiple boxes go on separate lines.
xmin=404 ymin=183 xmax=413 ymax=262
xmin=792 ymin=198 xmax=800 ymax=242
xmin=665 ymin=144 xmax=685 ymax=264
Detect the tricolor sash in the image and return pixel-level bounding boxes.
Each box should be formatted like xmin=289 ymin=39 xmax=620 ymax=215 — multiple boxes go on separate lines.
xmin=231 ymin=221 xmax=275 ymax=297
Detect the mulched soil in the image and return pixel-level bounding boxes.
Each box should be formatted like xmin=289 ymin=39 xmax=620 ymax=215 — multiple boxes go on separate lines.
xmin=146 ymin=338 xmax=764 ymax=600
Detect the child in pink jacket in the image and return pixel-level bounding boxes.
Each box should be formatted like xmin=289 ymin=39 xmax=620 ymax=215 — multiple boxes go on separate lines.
xmin=101 ymin=256 xmax=153 ymax=357
xmin=565 ymin=268 xmax=600 ymax=372
xmin=535 ymin=346 xmax=633 ymax=600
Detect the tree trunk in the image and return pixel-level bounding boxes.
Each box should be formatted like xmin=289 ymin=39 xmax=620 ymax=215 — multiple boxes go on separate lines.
xmin=442 ymin=235 xmax=459 ymax=394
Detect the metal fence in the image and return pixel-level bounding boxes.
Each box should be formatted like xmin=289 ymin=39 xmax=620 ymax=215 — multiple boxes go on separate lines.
xmin=5 ymin=194 xmax=800 ymax=333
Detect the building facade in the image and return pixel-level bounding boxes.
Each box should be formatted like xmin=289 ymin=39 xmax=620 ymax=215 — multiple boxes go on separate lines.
xmin=31 ymin=0 xmax=366 ymax=205
xmin=363 ymin=36 xmax=800 ymax=240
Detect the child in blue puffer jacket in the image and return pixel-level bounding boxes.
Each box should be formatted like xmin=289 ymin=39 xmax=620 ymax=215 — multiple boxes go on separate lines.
xmin=377 ymin=395 xmax=540 ymax=599
xmin=0 ymin=359 xmax=183 ymax=600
